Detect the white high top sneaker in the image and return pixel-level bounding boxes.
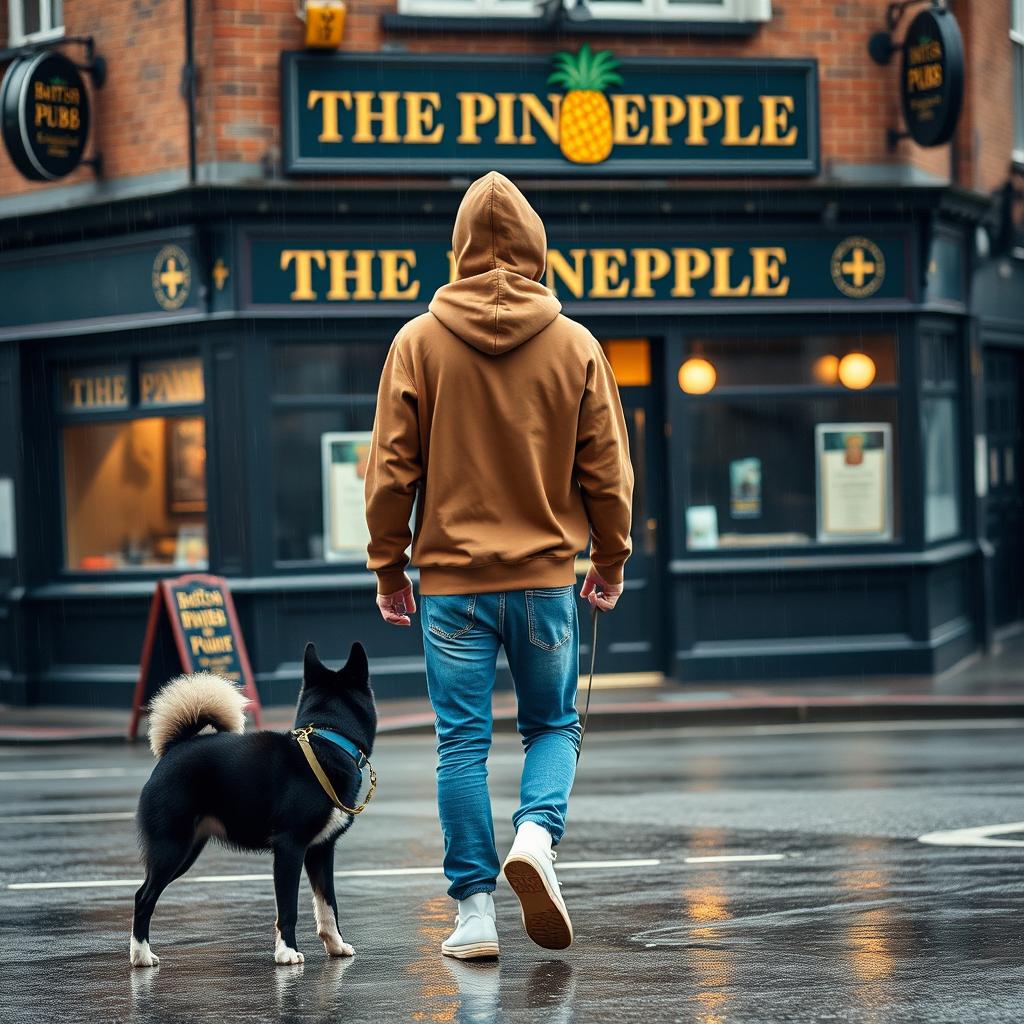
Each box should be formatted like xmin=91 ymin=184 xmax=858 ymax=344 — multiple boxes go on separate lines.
xmin=441 ymin=891 xmax=500 ymax=960
xmin=501 ymin=821 xmax=573 ymax=950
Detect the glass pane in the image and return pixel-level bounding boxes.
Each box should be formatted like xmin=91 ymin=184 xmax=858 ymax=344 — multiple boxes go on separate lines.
xmin=274 ymin=407 xmax=377 ymax=562
xmin=685 ymin=394 xmax=899 ymax=550
xmin=923 ymin=397 xmax=961 ymax=542
xmin=62 ymin=416 xmax=208 ymax=571
xmin=139 ymin=356 xmax=205 ymax=407
xmin=683 ymin=333 xmax=896 ymax=390
xmin=23 ymin=1 xmax=42 ymax=35
xmin=51 ymin=0 xmax=64 ymax=30
xmin=272 ymin=341 xmax=388 ymax=397
xmin=1015 ymin=46 xmax=1024 ymax=155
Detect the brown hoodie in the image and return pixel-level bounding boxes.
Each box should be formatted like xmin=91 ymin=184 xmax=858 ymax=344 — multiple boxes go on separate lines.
xmin=364 ymin=171 xmax=634 ymax=596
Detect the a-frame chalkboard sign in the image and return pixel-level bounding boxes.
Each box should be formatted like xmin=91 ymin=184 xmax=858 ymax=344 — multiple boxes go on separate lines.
xmin=128 ymin=574 xmax=263 ymax=740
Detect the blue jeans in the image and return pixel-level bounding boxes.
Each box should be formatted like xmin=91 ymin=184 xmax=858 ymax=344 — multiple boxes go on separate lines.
xmin=421 ymin=585 xmax=582 ymax=901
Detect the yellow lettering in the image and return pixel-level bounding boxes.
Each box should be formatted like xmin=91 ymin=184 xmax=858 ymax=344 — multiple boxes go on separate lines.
xmin=650 ymin=95 xmax=686 ymax=145
xmin=710 ymin=248 xmax=751 ymax=297
xmin=326 ymin=250 xmax=377 ymax=301
xmin=751 ymin=246 xmax=789 ymax=296
xmin=495 ymin=93 xmax=518 ymax=145
xmin=686 ymin=96 xmax=723 ymax=146
xmin=760 ymin=96 xmax=797 ymax=146
xmin=611 ymin=95 xmax=649 ymax=145
xmin=722 ymin=95 xmax=760 ymax=146
xmin=352 ymin=91 xmax=401 ymax=144
xmin=671 ymin=248 xmax=712 ymax=297
xmin=457 ymin=93 xmax=497 ymax=144
xmin=281 ymin=249 xmax=326 ymax=301
xmin=546 ymin=249 xmax=587 ymax=298
xmin=403 ymin=92 xmax=444 ymax=144
xmin=307 ymin=90 xmax=350 ymax=143
xmin=519 ymin=94 xmax=561 ymax=145
xmin=379 ymin=250 xmax=420 ymax=300
xmin=590 ymin=249 xmax=630 ymax=299
xmin=631 ymin=248 xmax=672 ymax=298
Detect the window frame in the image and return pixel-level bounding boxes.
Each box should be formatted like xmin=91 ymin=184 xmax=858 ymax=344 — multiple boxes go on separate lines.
xmin=395 ymin=0 xmax=770 ymax=21
xmin=1012 ymin=0 xmax=1024 ymax=167
xmin=8 ymin=0 xmax=65 ymax=46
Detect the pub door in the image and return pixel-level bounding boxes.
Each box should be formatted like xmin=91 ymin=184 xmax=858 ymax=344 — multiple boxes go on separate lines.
xmin=984 ymin=348 xmax=1024 ymax=629
xmin=586 ymin=338 xmax=668 ymax=678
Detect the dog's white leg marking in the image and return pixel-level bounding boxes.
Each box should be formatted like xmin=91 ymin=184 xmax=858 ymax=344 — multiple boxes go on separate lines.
xmin=274 ymin=923 xmax=304 ymax=965
xmin=130 ymin=936 xmax=160 ymax=968
xmin=312 ymin=892 xmax=355 ymax=957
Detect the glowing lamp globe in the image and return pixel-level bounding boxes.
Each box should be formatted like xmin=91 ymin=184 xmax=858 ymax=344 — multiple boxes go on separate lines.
xmin=812 ymin=354 xmax=840 ymax=385
xmin=678 ymin=358 xmax=717 ymax=395
xmin=838 ymin=353 xmax=876 ymax=390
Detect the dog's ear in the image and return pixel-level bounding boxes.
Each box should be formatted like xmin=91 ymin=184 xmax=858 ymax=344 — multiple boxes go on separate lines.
xmin=304 ymin=642 xmax=333 ymax=687
xmin=341 ymin=641 xmax=369 ymax=686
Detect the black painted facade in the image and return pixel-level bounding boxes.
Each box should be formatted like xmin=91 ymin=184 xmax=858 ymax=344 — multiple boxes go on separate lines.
xmin=0 ymin=178 xmax=1019 ymax=708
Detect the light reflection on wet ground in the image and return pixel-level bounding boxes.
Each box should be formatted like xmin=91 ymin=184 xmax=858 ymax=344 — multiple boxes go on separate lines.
xmin=1 ymin=725 xmax=1024 ymax=1022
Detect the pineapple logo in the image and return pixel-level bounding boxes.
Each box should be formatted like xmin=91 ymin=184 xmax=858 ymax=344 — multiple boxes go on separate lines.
xmin=548 ymin=44 xmax=623 ymax=165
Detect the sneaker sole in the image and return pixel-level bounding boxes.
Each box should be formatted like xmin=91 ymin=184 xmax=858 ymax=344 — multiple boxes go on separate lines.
xmin=441 ymin=941 xmax=500 ymax=960
xmin=502 ymin=853 xmax=573 ymax=950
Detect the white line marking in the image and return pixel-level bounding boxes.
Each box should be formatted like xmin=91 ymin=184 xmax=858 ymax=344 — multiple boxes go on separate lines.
xmin=683 ymin=854 xmax=787 ymax=864
xmin=0 ymin=811 xmax=137 ymax=824
xmin=918 ymin=822 xmax=1024 ymax=848
xmin=0 ymin=768 xmax=135 ymax=781
xmin=6 ymin=857 xmax=663 ymax=892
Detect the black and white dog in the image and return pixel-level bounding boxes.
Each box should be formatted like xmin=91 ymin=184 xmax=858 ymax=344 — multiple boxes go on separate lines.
xmin=130 ymin=641 xmax=376 ymax=968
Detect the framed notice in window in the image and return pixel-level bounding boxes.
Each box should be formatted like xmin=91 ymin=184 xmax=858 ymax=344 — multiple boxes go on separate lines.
xmin=816 ymin=424 xmax=893 ymax=543
xmin=322 ymin=432 xmax=374 ymax=562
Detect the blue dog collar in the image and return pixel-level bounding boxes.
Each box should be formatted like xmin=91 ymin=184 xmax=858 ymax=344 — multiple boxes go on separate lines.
xmin=310 ymin=727 xmax=368 ymax=769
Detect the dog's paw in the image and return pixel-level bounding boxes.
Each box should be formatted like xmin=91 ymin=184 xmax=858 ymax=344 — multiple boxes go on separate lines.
xmin=130 ymin=937 xmax=160 ymax=968
xmin=275 ymin=946 xmax=305 ymax=965
xmin=323 ymin=937 xmax=355 ymax=958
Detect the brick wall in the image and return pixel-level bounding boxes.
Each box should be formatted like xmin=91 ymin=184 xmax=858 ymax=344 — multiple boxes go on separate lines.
xmin=0 ymin=0 xmax=1017 ymax=202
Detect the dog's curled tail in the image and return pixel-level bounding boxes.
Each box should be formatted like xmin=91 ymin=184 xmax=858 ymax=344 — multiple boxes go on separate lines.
xmin=147 ymin=672 xmax=249 ymax=758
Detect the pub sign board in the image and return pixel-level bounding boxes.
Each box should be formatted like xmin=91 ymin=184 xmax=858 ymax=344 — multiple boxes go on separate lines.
xmin=0 ymin=51 xmax=90 ymax=181
xmin=128 ymin=574 xmax=263 ymax=740
xmin=900 ymin=7 xmax=964 ymax=148
xmin=281 ymin=51 xmax=819 ymax=177
xmin=244 ymin=231 xmax=909 ymax=309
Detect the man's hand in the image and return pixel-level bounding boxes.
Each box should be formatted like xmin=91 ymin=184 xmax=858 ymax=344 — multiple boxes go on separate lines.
xmin=580 ymin=565 xmax=623 ymax=612
xmin=376 ymin=575 xmax=417 ymax=626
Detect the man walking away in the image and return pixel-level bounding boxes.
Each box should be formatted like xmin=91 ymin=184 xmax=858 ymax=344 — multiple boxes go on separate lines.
xmin=364 ymin=170 xmax=634 ymax=958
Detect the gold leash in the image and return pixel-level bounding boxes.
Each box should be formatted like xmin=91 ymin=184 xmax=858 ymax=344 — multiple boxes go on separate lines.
xmin=576 ymin=602 xmax=599 ymax=764
xmin=292 ymin=726 xmax=377 ymax=815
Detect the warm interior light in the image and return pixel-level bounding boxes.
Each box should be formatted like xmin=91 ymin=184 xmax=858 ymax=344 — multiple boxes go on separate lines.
xmin=678 ymin=358 xmax=717 ymax=395
xmin=838 ymin=352 xmax=877 ymax=390
xmin=812 ymin=354 xmax=840 ymax=385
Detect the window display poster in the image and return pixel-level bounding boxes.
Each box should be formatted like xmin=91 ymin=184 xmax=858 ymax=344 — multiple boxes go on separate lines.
xmin=816 ymin=424 xmax=892 ymax=542
xmin=730 ymin=458 xmax=762 ymax=519
xmin=322 ymin=432 xmax=374 ymax=562
xmin=686 ymin=505 xmax=720 ymax=551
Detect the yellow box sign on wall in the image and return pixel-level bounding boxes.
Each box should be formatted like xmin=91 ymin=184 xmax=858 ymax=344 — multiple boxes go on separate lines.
xmin=604 ymin=339 xmax=651 ymax=387
xmin=304 ymin=3 xmax=345 ymax=49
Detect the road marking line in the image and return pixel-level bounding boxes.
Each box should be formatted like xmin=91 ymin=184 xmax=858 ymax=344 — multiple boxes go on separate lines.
xmin=0 ymin=768 xmax=135 ymax=781
xmin=918 ymin=822 xmax=1024 ymax=848
xmin=0 ymin=811 xmax=137 ymax=824
xmin=6 ymin=857 xmax=663 ymax=892
xmin=684 ymin=854 xmax=787 ymax=864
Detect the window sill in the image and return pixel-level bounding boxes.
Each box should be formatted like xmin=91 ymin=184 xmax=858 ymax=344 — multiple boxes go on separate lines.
xmin=381 ymin=13 xmax=762 ymax=36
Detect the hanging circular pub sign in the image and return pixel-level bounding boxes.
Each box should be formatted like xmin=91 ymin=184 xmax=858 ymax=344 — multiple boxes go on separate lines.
xmin=0 ymin=51 xmax=90 ymax=181
xmin=899 ymin=6 xmax=964 ymax=148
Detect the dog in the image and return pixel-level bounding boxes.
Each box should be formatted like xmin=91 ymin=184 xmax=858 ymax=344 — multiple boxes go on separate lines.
xmin=130 ymin=641 xmax=376 ymax=967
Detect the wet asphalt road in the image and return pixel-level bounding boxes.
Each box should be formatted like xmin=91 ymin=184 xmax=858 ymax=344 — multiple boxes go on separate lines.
xmin=1 ymin=721 xmax=1023 ymax=1023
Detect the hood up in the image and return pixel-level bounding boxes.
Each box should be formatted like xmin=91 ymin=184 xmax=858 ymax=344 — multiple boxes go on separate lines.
xmin=428 ymin=171 xmax=562 ymax=356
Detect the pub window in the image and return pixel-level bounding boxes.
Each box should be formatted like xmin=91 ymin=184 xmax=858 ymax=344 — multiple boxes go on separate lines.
xmin=59 ymin=357 xmax=208 ymax=572
xmin=681 ymin=332 xmax=901 ymax=552
xmin=396 ymin=0 xmax=769 ymax=19
xmin=921 ymin=331 xmax=962 ymax=543
xmin=8 ymin=0 xmax=64 ymax=44
xmin=272 ymin=340 xmax=390 ymax=565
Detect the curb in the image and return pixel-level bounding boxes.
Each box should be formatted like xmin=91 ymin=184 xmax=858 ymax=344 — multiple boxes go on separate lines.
xmin=2 ymin=696 xmax=1024 ymax=745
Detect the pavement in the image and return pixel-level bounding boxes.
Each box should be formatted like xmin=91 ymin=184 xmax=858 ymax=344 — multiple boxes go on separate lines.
xmin=2 ymin=721 xmax=1024 ymax=1022
xmin=4 ymin=629 xmax=1024 ymax=745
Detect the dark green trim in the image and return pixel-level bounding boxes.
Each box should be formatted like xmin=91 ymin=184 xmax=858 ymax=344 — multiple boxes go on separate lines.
xmin=379 ymin=13 xmax=762 ymax=37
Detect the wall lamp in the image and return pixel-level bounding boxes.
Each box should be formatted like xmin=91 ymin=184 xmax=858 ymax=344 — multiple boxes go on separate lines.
xmin=868 ymin=0 xmax=942 ymax=65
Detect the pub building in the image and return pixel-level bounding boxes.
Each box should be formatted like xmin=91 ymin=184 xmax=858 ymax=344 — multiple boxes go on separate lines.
xmin=1 ymin=0 xmax=1023 ymax=708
